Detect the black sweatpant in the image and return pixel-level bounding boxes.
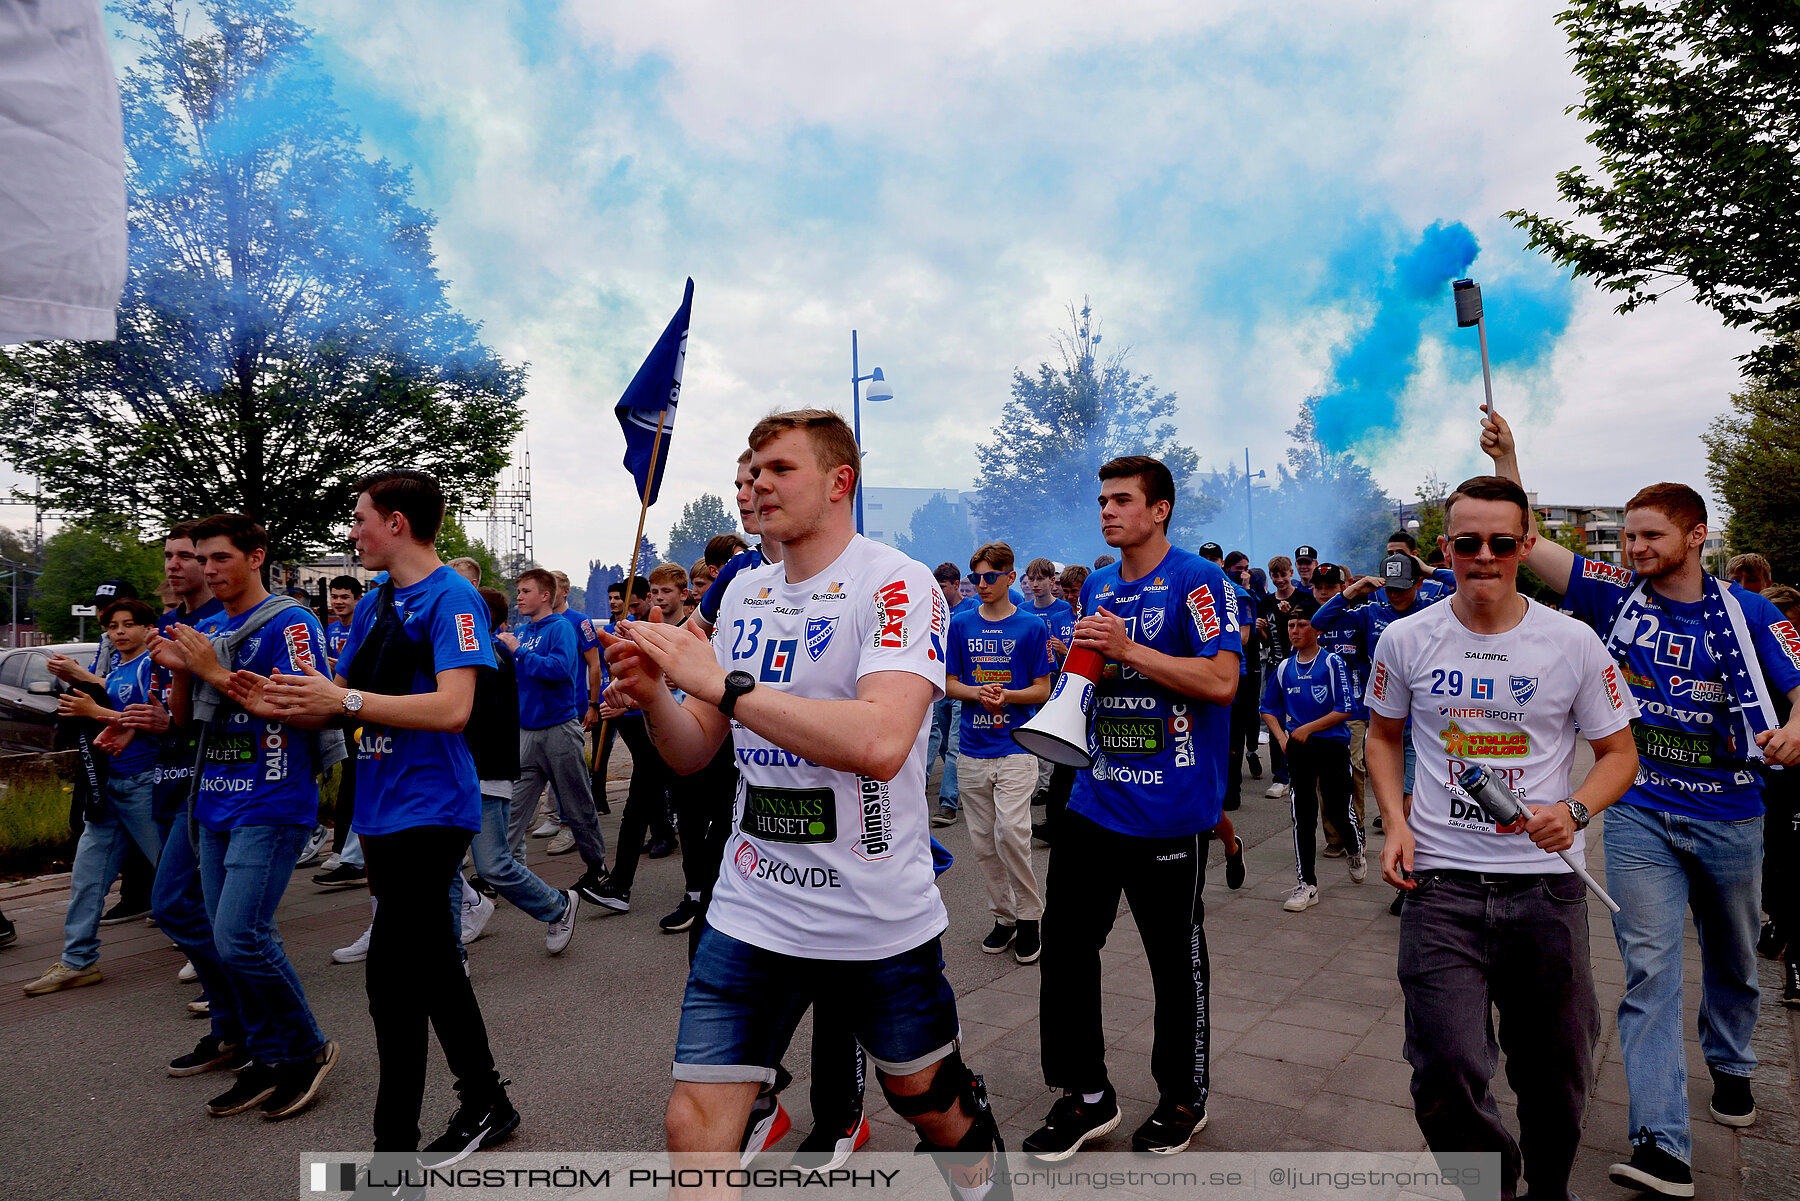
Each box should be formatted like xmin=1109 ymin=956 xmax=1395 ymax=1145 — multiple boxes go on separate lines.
xmin=610 ymin=714 xmax=674 ymax=891
xmin=1041 ymin=763 xmax=1076 ymax=837
xmin=1764 ymin=768 xmax=1799 ymax=940
xmin=677 ymin=741 xmax=737 ymax=898
xmin=362 ymin=824 xmax=501 ymax=1151
xmin=1286 ymin=736 xmax=1359 ymax=885
xmin=1228 ymin=667 xmax=1262 ymax=794
xmin=1040 ymin=809 xmax=1211 ymax=1108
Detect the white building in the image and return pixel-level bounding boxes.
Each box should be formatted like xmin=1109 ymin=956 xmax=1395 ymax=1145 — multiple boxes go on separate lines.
xmin=860 ymin=486 xmax=980 ymax=549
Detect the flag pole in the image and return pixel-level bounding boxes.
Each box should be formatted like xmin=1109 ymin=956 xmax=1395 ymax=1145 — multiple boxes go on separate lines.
xmin=592 ymin=406 xmax=669 ymax=777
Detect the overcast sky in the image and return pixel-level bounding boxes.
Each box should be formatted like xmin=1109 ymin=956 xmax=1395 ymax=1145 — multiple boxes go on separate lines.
xmin=60 ymin=1 xmax=1757 ymax=576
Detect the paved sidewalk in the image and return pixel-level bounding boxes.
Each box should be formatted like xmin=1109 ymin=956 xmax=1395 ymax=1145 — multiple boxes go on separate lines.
xmin=1 ymin=754 xmax=1794 ymax=1199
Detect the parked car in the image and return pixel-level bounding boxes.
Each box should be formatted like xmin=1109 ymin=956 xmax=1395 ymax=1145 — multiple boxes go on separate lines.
xmin=0 ymin=643 xmax=103 ymax=755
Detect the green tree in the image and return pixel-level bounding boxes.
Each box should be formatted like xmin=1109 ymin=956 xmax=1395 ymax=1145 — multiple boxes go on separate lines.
xmin=435 ymin=512 xmax=499 ymax=586
xmin=1507 ymin=2 xmax=1800 ymax=386
xmin=972 ymin=301 xmax=1215 ymax=564
xmin=0 ymin=0 xmax=525 ymax=561
xmin=0 ymin=526 xmax=39 ymax=631
xmin=34 ymin=519 xmax=164 ymax=640
xmin=666 ymin=493 xmax=737 ymax=570
xmin=1703 ymin=367 xmax=1800 ymax=582
xmin=896 ymin=493 xmax=975 ymax=570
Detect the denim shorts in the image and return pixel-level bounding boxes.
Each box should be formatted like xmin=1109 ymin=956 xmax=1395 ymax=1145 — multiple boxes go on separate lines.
xmin=672 ymin=926 xmax=960 ymax=1085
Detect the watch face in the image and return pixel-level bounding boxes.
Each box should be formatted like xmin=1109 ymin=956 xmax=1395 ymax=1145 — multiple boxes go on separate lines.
xmin=726 ymin=671 xmax=755 ymax=691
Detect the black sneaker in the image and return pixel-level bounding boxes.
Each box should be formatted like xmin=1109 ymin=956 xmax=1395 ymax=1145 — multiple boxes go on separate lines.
xmin=659 ymin=896 xmax=703 ymax=933
xmin=572 ymin=869 xmax=613 ymax=906
xmin=421 ymin=1079 xmax=520 ymax=1168
xmin=98 ymin=900 xmax=152 ymax=926
xmin=1131 ymin=1099 xmax=1207 ymax=1154
xmin=314 ymin=863 xmax=367 ymax=889
xmin=0 ymin=913 xmax=15 ymax=947
xmin=468 ymin=874 xmax=497 ymax=898
xmin=1707 ymin=1067 xmax=1756 ymax=1127
xmin=352 ymin=1153 xmax=428 ymax=1201
xmin=981 ymin=923 xmax=1016 ymax=954
xmin=1608 ymin=1128 xmax=1694 ymax=1197
xmin=208 ymin=1061 xmax=279 ymax=1116
xmin=792 ymin=1114 xmax=870 ymax=1171
xmin=1784 ymin=958 xmax=1800 ymax=1009
xmin=1756 ymin=918 xmax=1784 ymax=960
xmin=1014 ymin=920 xmax=1042 ymax=964
xmin=169 ymin=1035 xmax=247 ymax=1077
xmin=647 ymin=838 xmax=677 ymax=859
xmin=1246 ymin=752 xmax=1263 ymax=779
xmin=1031 ymin=822 xmax=1054 ymax=846
xmin=1022 ymin=1088 xmax=1121 ymax=1161
xmin=261 ymin=1041 xmax=339 ymax=1120
xmin=1225 ymin=836 xmax=1246 ymax=890
xmin=590 ymin=879 xmax=631 ymax=913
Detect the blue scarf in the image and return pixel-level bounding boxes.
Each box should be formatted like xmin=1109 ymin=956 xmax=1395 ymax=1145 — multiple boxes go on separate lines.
xmin=1603 ymin=574 xmax=1779 ymax=764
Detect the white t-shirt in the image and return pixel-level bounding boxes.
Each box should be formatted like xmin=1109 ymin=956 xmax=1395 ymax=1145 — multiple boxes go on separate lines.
xmin=706 ymin=534 xmax=949 ymax=960
xmin=0 ymin=0 xmax=126 ymax=344
xmin=1366 ymin=597 xmax=1636 ymax=873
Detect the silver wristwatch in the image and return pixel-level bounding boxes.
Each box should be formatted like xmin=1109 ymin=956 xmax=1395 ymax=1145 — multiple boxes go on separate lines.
xmin=1563 ymin=799 xmax=1591 ymax=830
xmin=341 ymin=689 xmax=365 ymax=716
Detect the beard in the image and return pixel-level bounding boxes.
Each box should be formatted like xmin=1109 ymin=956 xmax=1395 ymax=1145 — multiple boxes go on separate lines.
xmin=1633 ymin=549 xmax=1686 ymax=580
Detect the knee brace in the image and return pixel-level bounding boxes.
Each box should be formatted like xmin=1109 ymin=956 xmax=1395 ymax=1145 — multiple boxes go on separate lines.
xmin=879 ymin=1054 xmax=1004 ymax=1153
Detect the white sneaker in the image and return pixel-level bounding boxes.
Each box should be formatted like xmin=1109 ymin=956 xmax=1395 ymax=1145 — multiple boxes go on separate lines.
xmin=315 ymin=852 xmax=341 ymax=874
xmin=177 ymin=959 xmax=198 ymax=984
xmin=460 ymin=893 xmax=496 ymax=944
xmin=1265 ymin=782 xmax=1290 ymax=798
xmin=546 ymin=890 xmax=580 ymax=955
xmin=531 ymin=819 xmax=562 ymax=838
xmin=1282 ymin=883 xmax=1319 ymax=912
xmin=295 ymin=824 xmax=331 ymax=868
xmin=1348 ymin=853 xmax=1368 ymax=884
xmin=545 ymin=827 xmax=577 ymax=855
xmin=332 ymin=924 xmax=373 ymax=963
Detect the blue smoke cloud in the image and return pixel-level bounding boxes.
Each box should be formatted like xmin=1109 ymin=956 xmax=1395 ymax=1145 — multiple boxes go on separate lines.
xmin=1313 ymin=220 xmax=1574 ymax=452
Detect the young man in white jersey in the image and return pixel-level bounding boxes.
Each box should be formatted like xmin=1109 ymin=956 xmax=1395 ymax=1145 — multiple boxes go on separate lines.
xmin=1368 ymin=474 xmax=1640 ymax=1201
xmin=603 ymin=409 xmax=1007 ymax=1196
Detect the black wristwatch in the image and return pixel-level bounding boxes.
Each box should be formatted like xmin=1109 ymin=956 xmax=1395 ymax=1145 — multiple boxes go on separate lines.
xmin=719 ymin=670 xmax=757 ymax=718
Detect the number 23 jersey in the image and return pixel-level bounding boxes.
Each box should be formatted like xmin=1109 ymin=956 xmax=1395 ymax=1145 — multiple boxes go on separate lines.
xmin=708 ymin=535 xmax=949 ymax=960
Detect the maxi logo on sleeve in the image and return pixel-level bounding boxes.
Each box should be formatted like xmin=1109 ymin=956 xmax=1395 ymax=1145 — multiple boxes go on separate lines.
xmin=873 ymin=580 xmax=909 ymax=648
xmin=740 ymin=785 xmax=836 ymax=843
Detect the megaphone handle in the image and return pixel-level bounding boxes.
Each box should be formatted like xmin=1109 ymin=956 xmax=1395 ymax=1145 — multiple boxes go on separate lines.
xmin=1556 ymin=849 xmax=1621 ymax=913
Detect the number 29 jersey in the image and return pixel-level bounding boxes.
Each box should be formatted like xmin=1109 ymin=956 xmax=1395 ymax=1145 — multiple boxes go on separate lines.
xmin=1072 ymin=547 xmax=1242 ymax=838
xmin=708 ymin=535 xmax=949 ymax=961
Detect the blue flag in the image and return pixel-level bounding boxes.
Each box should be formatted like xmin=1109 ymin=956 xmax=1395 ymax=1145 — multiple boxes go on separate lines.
xmin=615 ymin=277 xmax=692 ymax=507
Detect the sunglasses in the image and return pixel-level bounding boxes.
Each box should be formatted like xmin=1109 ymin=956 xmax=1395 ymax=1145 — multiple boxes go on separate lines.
xmin=966 ymin=571 xmax=1011 ymax=586
xmin=1450 ymin=534 xmax=1521 ymax=557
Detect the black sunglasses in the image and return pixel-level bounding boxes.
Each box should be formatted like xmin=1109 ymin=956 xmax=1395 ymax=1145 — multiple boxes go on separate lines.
xmin=966 ymin=571 xmax=1010 ymax=586
xmin=1450 ymin=534 xmax=1521 ymax=557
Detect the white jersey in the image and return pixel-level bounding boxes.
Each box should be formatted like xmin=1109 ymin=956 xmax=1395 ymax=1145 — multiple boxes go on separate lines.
xmin=707 ymin=534 xmax=949 ymax=959
xmin=1366 ymin=597 xmax=1636 ymax=873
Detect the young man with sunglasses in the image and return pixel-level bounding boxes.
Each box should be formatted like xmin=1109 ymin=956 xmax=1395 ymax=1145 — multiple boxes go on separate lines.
xmin=1483 ymin=414 xmax=1800 ymax=1196
xmin=1369 ymin=475 xmax=1640 ymax=1201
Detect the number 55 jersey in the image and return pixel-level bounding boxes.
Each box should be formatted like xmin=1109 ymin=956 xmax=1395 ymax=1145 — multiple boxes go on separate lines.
xmin=708 ymin=535 xmax=949 ymax=960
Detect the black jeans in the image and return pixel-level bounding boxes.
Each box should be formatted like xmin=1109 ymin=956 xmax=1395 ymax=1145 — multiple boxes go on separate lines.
xmin=1040 ymin=809 xmax=1211 ymax=1107
xmin=590 ymin=719 xmax=617 ymax=796
xmin=610 ymin=714 xmax=675 ymax=891
xmin=1041 ymin=763 xmax=1076 ymax=836
xmin=1399 ymin=871 xmax=1598 ymax=1201
xmin=1228 ymin=667 xmax=1262 ymax=792
xmin=675 ymin=741 xmax=737 ymax=897
xmin=1286 ymin=737 xmax=1359 ymax=884
xmin=362 ymin=824 xmax=502 ymax=1151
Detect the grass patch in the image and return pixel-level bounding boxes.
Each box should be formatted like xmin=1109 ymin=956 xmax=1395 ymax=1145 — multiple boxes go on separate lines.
xmin=0 ymin=754 xmax=78 ymax=879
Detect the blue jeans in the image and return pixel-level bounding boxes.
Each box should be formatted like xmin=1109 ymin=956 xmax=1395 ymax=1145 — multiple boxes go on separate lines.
xmin=927 ymin=696 xmax=960 ymax=808
xmin=471 ymin=795 xmax=570 ymax=923
xmin=1605 ymin=802 xmax=1762 ymax=1165
xmin=198 ymin=824 xmax=327 ymax=1069
xmin=152 ymin=813 xmax=244 ymax=1046
xmin=61 ymin=768 xmax=160 ymax=970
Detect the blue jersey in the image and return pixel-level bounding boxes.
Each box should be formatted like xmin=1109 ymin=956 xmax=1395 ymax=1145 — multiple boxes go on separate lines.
xmin=338 ymin=566 xmax=496 ymax=836
xmin=196 ymin=599 xmax=327 ymax=832
xmin=1024 ymin=597 xmax=1076 ymax=658
xmin=946 ymin=606 xmax=1054 ymax=758
xmin=561 ymin=608 xmax=602 ymax=705
xmin=514 ymin=611 xmax=581 ymax=729
xmin=1260 ymin=650 xmax=1355 ymax=743
xmin=698 ymin=547 xmax=765 ymax=626
xmin=1562 ymin=555 xmax=1800 ymax=820
xmin=1072 ymin=547 xmax=1242 ymax=837
xmin=1309 ymin=596 xmax=1369 ymax=719
xmin=104 ymin=652 xmax=162 ymax=776
xmin=325 ymin=618 xmax=352 ymax=667
xmin=152 ymin=598 xmax=228 ymax=813
xmin=1228 ymin=581 xmax=1257 ymax=676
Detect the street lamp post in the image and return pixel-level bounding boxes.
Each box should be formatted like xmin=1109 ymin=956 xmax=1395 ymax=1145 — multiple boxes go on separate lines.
xmin=850 ymin=330 xmax=894 ymax=535
xmin=1244 ymin=448 xmax=1267 ymax=564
